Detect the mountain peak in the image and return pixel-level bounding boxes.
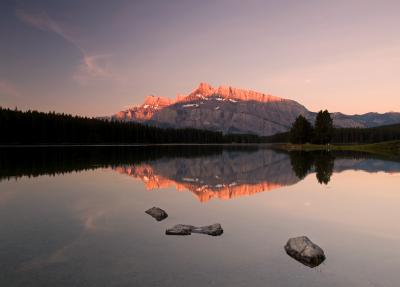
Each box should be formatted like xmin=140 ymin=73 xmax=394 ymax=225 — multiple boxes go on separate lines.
xmin=143 ymin=95 xmax=174 ymax=107
xmin=190 ymin=82 xmax=283 ymax=103
xmin=198 ymin=82 xmax=213 ymax=89
xmin=195 ymin=82 xmax=215 ymax=96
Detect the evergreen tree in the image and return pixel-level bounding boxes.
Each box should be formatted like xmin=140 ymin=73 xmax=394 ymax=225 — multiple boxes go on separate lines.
xmin=313 ymin=110 xmax=333 ymax=144
xmin=289 ymin=115 xmax=313 ymax=144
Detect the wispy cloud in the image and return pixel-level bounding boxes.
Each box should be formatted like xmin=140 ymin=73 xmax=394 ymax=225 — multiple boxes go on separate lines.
xmin=16 ymin=8 xmax=79 ymax=49
xmin=73 ymin=54 xmax=117 ymax=85
xmin=16 ymin=8 xmax=117 ymax=84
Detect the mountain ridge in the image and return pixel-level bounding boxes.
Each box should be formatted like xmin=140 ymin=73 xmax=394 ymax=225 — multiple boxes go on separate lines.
xmin=113 ymin=82 xmax=400 ymax=136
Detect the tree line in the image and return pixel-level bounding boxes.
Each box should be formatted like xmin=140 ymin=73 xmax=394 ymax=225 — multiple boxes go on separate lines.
xmin=332 ymin=124 xmax=400 ymax=143
xmin=0 ymin=107 xmax=264 ymax=144
xmin=3 ymin=107 xmax=399 ymax=145
xmin=272 ymin=110 xmax=400 ymax=144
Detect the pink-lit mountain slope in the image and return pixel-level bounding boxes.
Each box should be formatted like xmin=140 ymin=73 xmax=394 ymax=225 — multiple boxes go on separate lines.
xmin=113 ymin=82 xmax=400 ymax=136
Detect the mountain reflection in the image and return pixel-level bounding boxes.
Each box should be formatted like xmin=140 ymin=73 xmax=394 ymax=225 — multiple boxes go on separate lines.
xmin=114 ymin=149 xmax=300 ymax=202
xmin=115 ymin=149 xmax=400 ymax=202
xmin=1 ymin=146 xmax=400 ymax=202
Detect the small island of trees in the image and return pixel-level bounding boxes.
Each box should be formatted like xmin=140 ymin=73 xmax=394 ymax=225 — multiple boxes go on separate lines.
xmin=289 ymin=110 xmax=334 ymax=144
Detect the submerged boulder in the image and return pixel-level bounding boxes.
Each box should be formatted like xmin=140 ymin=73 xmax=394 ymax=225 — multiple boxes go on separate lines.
xmin=145 ymin=207 xmax=168 ymax=221
xmin=166 ymin=223 xmax=223 ymax=236
xmin=284 ymin=236 xmax=326 ymax=267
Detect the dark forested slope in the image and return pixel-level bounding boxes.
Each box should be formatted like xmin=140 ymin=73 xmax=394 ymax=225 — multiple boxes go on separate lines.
xmin=0 ymin=108 xmax=262 ymax=144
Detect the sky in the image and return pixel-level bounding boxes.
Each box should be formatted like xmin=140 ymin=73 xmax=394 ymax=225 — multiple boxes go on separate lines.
xmin=0 ymin=0 xmax=400 ymax=116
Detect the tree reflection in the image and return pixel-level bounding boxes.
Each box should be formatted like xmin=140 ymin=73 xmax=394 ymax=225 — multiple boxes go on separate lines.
xmin=289 ymin=151 xmax=314 ymax=180
xmin=289 ymin=151 xmax=335 ymax=185
xmin=314 ymin=152 xmax=335 ymax=184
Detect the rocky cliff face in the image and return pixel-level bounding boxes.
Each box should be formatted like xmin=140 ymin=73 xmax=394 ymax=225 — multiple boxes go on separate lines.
xmin=113 ymin=82 xmax=400 ymax=136
xmin=114 ymin=83 xmax=309 ymax=136
xmin=115 ymin=95 xmax=174 ymax=122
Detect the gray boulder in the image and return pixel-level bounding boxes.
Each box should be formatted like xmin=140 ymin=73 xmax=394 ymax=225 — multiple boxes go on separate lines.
xmin=145 ymin=207 xmax=168 ymax=221
xmin=165 ymin=224 xmax=192 ymax=235
xmin=166 ymin=223 xmax=223 ymax=236
xmin=284 ymin=236 xmax=326 ymax=267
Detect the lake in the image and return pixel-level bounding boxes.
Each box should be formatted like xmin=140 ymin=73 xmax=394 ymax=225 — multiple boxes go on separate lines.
xmin=1 ymin=146 xmax=399 ymax=287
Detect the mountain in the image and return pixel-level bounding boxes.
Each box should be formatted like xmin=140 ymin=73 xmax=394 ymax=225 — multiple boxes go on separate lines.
xmin=113 ymin=83 xmax=400 ymax=136
xmin=329 ymin=112 xmax=400 ymax=128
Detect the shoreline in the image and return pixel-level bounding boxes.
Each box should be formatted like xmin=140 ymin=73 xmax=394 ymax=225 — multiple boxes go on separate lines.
xmin=271 ymin=141 xmax=400 ymax=157
xmin=0 ymin=143 xmax=275 ymax=148
xmin=1 ymin=141 xmax=399 ymax=158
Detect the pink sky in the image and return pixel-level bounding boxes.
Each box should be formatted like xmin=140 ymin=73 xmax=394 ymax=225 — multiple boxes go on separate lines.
xmin=1 ymin=0 xmax=399 ymax=116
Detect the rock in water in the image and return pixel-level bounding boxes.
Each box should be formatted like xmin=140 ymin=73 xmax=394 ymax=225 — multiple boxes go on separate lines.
xmin=284 ymin=236 xmax=326 ymax=267
xmin=145 ymin=207 xmax=168 ymax=221
xmin=191 ymin=224 xmax=224 ymax=236
xmin=165 ymin=224 xmax=192 ymax=235
xmin=166 ymin=223 xmax=223 ymax=236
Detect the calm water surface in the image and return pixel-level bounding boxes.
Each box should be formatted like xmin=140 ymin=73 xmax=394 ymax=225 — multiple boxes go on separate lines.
xmin=0 ymin=146 xmax=399 ymax=287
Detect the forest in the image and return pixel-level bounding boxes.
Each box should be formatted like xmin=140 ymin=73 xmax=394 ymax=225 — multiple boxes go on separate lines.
xmin=2 ymin=107 xmax=400 ymax=145
xmin=0 ymin=107 xmax=263 ymax=144
xmin=280 ymin=123 xmax=400 ymax=144
xmin=331 ymin=124 xmax=400 ymax=143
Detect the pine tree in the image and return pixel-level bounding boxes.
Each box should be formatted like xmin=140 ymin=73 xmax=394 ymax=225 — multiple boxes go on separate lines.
xmin=313 ymin=110 xmax=333 ymax=144
xmin=289 ymin=115 xmax=313 ymax=144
